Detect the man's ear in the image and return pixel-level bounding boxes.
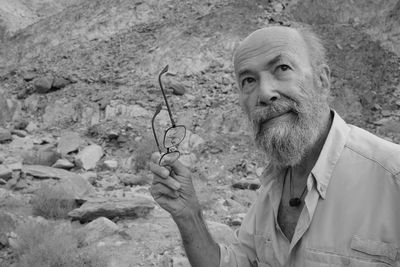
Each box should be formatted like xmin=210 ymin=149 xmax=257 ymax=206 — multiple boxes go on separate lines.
xmin=319 ymin=64 xmax=331 ymax=92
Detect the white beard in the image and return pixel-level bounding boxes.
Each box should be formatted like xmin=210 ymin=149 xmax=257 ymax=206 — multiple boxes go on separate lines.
xmin=249 ymin=91 xmax=328 ymax=171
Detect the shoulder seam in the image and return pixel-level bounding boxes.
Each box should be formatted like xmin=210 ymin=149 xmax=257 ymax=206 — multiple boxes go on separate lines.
xmin=345 ymin=144 xmax=398 ymax=176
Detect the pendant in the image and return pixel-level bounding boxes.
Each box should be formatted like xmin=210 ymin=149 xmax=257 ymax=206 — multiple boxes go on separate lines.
xmin=289 ymin=197 xmax=302 ymax=207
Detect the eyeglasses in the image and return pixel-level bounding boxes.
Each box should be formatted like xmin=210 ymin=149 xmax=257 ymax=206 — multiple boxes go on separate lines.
xmin=151 ymin=65 xmax=186 ymax=166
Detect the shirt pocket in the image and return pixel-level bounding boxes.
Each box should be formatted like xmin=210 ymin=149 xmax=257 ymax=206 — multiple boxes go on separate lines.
xmin=305 ymin=236 xmax=398 ymax=267
xmin=253 ymin=233 xmax=275 ymax=266
xmin=350 ymin=235 xmax=398 ymax=266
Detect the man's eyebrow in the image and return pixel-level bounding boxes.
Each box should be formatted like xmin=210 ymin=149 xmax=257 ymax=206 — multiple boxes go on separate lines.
xmin=237 ymin=69 xmax=252 ymax=78
xmin=267 ymin=55 xmax=283 ymax=68
xmin=237 ymin=55 xmax=284 ymax=78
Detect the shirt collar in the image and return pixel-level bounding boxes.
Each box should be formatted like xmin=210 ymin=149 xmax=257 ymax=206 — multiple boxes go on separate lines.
xmin=260 ymin=110 xmax=350 ymax=199
xmin=311 ymin=110 xmax=350 ymax=199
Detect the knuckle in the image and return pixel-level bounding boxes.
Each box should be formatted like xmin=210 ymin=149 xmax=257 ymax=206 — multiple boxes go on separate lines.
xmin=151 ymin=152 xmax=161 ymax=162
xmin=149 ymin=162 xmax=157 ymax=172
xmin=151 ymin=182 xmax=162 ymax=190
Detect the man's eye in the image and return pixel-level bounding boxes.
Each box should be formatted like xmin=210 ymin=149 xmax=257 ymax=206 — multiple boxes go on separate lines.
xmin=242 ymin=77 xmax=255 ymax=87
xmin=276 ymin=64 xmax=291 ymax=72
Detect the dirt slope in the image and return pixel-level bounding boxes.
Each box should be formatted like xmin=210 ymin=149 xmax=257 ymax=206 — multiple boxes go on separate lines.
xmin=0 ymin=0 xmax=83 ymax=39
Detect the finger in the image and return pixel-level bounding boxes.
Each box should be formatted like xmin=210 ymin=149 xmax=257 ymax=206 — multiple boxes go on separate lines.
xmin=153 ymin=175 xmax=181 ymax=191
xmin=149 ymin=162 xmax=170 ymax=179
xmin=169 ymin=173 xmax=189 ymax=186
xmin=150 ymin=183 xmax=179 ymax=199
xmin=168 ymin=159 xmax=191 ymax=177
xmin=151 ymin=152 xmax=162 ymax=164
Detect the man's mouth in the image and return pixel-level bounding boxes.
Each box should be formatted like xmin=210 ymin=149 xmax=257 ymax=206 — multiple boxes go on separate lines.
xmin=260 ymin=110 xmax=293 ymax=125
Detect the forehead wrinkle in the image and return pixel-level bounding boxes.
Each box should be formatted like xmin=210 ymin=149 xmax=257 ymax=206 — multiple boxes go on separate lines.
xmin=234 ymin=27 xmax=310 ymax=72
xmin=236 ymin=49 xmax=305 ymax=78
xmin=237 ymin=54 xmax=283 ymax=77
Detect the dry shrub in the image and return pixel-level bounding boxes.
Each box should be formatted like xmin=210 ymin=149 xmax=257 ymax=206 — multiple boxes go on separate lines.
xmin=31 ymin=183 xmax=78 ymax=219
xmin=134 ymin=136 xmax=157 ymax=172
xmin=14 ymin=221 xmax=107 ymax=267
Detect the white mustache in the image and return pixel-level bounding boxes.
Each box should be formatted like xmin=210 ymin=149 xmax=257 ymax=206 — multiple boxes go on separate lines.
xmin=250 ymin=100 xmax=300 ymax=125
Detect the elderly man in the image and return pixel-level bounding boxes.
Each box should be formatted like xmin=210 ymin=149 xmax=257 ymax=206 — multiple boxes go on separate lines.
xmin=150 ymin=25 xmax=400 ymax=267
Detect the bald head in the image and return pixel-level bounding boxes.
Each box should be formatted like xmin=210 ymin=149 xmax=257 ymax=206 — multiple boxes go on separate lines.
xmin=234 ymin=26 xmax=327 ymax=76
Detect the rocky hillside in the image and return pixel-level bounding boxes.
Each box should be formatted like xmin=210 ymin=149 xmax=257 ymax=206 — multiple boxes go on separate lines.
xmin=0 ymin=0 xmax=83 ymax=39
xmin=1 ymin=0 xmax=400 ymax=266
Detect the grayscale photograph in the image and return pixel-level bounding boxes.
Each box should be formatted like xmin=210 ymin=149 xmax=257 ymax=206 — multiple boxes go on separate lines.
xmin=0 ymin=0 xmax=399 ymax=266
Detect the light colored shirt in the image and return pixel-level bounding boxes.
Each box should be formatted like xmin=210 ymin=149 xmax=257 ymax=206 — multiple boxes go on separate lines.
xmin=219 ymin=111 xmax=400 ymax=267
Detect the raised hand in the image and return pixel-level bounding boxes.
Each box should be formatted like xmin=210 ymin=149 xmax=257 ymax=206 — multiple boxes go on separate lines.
xmin=149 ymin=152 xmax=200 ymax=219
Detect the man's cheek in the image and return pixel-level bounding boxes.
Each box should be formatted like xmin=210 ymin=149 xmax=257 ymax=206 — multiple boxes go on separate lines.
xmin=239 ymin=94 xmax=253 ymax=116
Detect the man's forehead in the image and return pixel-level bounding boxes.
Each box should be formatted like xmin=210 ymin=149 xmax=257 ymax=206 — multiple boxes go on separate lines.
xmin=234 ymin=26 xmax=309 ymax=71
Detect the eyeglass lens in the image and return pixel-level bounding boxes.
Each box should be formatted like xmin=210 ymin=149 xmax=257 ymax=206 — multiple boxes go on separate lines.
xmin=164 ymin=126 xmax=186 ymax=148
xmin=159 ymin=151 xmax=180 ymax=166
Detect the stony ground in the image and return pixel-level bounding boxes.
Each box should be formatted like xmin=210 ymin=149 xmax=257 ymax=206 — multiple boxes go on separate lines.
xmin=0 ymin=0 xmax=400 ymax=266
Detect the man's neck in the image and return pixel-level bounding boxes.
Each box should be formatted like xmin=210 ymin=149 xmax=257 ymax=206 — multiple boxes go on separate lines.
xmin=292 ymin=108 xmax=333 ymax=182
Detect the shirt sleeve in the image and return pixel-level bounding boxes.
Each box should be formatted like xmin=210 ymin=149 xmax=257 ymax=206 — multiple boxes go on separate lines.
xmin=218 ymin=185 xmax=270 ymax=267
xmin=218 ymin=192 xmax=264 ymax=267
xmin=218 ymin=228 xmax=255 ymax=267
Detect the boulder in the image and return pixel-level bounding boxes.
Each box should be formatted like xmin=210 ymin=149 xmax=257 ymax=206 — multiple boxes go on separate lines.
xmin=68 ymin=196 xmax=155 ymax=222
xmin=103 ymin=160 xmax=118 ymax=170
xmin=22 ymin=165 xmax=95 ymax=199
xmin=57 ymin=132 xmax=83 ymax=155
xmin=76 ymin=144 xmax=104 ymax=170
xmin=33 ymin=76 xmax=54 ymax=94
xmin=21 ymin=71 xmax=37 ymax=81
xmin=83 ymin=217 xmax=119 ymax=244
xmin=11 ymin=129 xmax=27 ymax=137
xmin=42 ymin=99 xmax=82 ymax=128
xmin=167 ymin=81 xmax=186 ymax=96
xmin=24 ymin=94 xmax=41 ymax=114
xmin=105 ymin=103 xmax=151 ymax=120
xmin=22 ymin=149 xmax=60 ymax=166
xmin=0 ymin=127 xmax=12 ymax=142
xmin=52 ymin=76 xmax=71 ymax=89
xmin=0 ymin=165 xmax=12 ymax=181
xmin=22 ymin=164 xmax=74 ymax=179
xmin=13 ymin=120 xmax=29 ymax=130
xmin=7 ymin=162 xmax=22 ymax=171
xmin=25 ymin=121 xmax=38 ymax=133
xmin=9 ymin=136 xmax=34 ymax=150
xmin=0 ymin=93 xmax=21 ymax=127
xmin=52 ymin=159 xmax=75 ymax=169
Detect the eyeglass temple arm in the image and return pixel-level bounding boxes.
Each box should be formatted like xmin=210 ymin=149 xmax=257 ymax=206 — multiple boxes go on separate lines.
xmin=151 ymin=103 xmax=163 ymax=153
xmin=158 ymin=65 xmax=176 ymax=127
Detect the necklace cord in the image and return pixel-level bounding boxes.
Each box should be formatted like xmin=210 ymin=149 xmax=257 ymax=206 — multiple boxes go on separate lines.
xmin=288 ymin=166 xmax=308 ymax=206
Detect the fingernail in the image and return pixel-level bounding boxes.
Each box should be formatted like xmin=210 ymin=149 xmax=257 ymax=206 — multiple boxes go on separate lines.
xmin=162 ymin=169 xmax=170 ymax=177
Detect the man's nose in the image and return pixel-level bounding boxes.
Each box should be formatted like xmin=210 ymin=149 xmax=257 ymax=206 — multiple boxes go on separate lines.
xmin=258 ymin=76 xmax=280 ymax=106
